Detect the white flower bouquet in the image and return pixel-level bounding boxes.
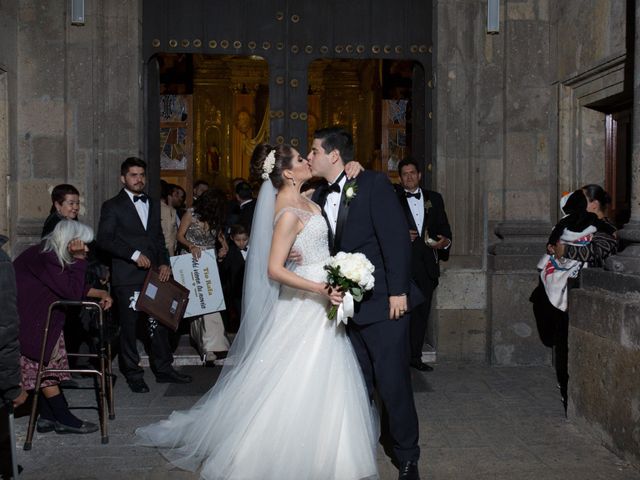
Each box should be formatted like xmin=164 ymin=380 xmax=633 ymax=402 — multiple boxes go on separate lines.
xmin=324 ymin=252 xmax=375 ymax=324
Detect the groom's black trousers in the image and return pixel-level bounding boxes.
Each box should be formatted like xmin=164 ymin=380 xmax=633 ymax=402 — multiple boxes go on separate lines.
xmin=347 ymin=314 xmax=420 ymax=463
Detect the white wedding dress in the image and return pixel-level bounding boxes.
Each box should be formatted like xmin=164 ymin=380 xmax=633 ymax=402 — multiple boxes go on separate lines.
xmin=136 ymin=205 xmax=379 ymax=480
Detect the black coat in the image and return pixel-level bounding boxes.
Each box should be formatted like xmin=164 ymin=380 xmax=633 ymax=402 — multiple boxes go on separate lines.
xmin=220 ymin=242 xmax=245 ymax=313
xmin=313 ymin=170 xmax=412 ymax=326
xmin=97 ymin=189 xmax=169 ymax=287
xmin=0 ymin=236 xmax=21 ymax=403
xmin=238 ymin=199 xmax=256 ymax=234
xmin=396 ymin=187 xmax=452 ymax=290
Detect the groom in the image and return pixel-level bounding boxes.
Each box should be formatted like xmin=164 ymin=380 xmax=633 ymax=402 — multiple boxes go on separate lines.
xmin=308 ymin=127 xmax=420 ymax=480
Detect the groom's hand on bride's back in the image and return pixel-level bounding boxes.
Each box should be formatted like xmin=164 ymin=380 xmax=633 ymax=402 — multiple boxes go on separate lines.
xmin=288 ymin=248 xmax=303 ymax=264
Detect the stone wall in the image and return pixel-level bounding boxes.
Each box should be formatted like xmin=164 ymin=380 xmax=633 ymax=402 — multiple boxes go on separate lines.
xmin=551 ymin=0 xmax=639 ymax=467
xmin=0 ymin=2 xmax=18 ymax=243
xmin=471 ymin=0 xmax=554 ymax=365
xmin=11 ymin=0 xmax=143 ymax=254
xmin=552 ymin=0 xmax=628 ymax=194
xmin=569 ymin=271 xmax=640 ymax=467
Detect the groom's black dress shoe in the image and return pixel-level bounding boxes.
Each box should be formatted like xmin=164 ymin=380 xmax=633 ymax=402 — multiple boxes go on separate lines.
xmin=398 ymin=461 xmax=420 ymax=480
xmin=127 ymin=378 xmax=150 ymax=393
xmin=410 ymin=360 xmax=434 ymax=372
xmin=156 ymin=369 xmax=192 ymax=384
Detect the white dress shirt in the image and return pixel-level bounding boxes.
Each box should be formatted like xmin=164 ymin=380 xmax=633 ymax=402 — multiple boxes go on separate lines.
xmin=324 ymin=172 xmax=347 ymax=235
xmin=405 ymin=188 xmax=424 ymax=235
xmin=124 ymin=189 xmax=149 ymax=262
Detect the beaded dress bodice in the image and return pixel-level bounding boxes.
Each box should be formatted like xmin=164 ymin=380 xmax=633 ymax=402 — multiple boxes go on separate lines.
xmin=274 ymin=207 xmax=330 ymax=285
xmin=185 ymin=209 xmax=217 ymax=249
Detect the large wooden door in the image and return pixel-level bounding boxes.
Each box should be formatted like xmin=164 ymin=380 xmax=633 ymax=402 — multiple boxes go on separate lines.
xmin=605 ymin=108 xmax=632 ymax=227
xmin=143 ymin=0 xmax=434 ymax=191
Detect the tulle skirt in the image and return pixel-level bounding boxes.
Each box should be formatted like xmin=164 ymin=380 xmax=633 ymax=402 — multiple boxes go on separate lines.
xmin=136 ymin=263 xmax=379 ymax=480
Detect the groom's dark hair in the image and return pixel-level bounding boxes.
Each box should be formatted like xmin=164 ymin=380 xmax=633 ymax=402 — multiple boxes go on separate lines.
xmin=314 ymin=127 xmax=354 ymax=162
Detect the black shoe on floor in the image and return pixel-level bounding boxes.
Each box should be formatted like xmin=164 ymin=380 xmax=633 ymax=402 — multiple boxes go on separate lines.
xmin=36 ymin=418 xmax=56 ymax=433
xmin=156 ymin=369 xmax=192 ymax=384
xmin=127 ymin=378 xmax=150 ymax=393
xmin=54 ymin=420 xmax=99 ymax=434
xmin=410 ymin=360 xmax=434 ymax=372
xmin=398 ymin=460 xmax=420 ymax=480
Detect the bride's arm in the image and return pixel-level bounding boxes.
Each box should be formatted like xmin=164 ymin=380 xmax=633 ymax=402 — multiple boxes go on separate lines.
xmin=267 ymin=211 xmax=342 ymax=304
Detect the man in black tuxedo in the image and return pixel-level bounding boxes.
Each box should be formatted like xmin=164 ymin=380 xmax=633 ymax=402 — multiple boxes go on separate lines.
xmin=235 ymin=181 xmax=256 ymax=234
xmin=396 ymin=158 xmax=452 ymax=373
xmin=97 ymin=157 xmax=192 ymax=393
xmin=309 ymin=128 xmax=420 ymax=480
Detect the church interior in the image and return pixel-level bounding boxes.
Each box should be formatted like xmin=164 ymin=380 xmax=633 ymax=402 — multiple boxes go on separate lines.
xmin=157 ymin=53 xmax=423 ymax=199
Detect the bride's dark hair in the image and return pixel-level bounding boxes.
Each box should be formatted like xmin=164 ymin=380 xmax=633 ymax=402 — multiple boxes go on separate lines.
xmin=250 ymin=143 xmax=295 ymax=189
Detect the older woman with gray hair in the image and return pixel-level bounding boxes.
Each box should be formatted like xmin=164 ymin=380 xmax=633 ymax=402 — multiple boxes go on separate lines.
xmin=14 ymin=220 xmax=112 ymax=435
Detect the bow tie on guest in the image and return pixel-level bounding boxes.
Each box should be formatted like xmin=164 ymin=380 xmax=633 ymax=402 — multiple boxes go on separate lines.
xmin=133 ymin=194 xmax=148 ymax=203
xmin=405 ymin=190 xmax=421 ymax=200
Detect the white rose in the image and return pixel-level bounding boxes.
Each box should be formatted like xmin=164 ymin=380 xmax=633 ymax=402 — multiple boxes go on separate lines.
xmin=345 ymin=186 xmax=355 ymax=199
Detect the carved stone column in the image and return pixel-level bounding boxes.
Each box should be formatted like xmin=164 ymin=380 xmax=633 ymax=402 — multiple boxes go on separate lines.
xmin=606 ymin=1 xmax=640 ymax=274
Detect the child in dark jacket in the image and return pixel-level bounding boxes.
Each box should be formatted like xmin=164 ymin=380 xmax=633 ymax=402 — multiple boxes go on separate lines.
xmin=221 ymin=225 xmax=248 ymax=333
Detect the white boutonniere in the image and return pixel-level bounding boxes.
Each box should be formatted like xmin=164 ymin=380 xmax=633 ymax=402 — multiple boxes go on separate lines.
xmin=344 ymin=180 xmax=358 ymax=205
xmin=424 ymin=198 xmax=433 ymax=210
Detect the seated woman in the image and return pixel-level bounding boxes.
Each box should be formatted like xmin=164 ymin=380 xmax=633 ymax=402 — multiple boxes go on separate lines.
xmin=41 ymin=184 xmax=109 ymax=380
xmin=41 ymin=184 xmax=80 ymax=238
xmin=14 ymin=220 xmax=112 ymax=434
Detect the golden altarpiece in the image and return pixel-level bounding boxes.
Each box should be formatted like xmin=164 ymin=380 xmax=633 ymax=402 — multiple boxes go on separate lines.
xmin=159 ymin=55 xmax=415 ymax=199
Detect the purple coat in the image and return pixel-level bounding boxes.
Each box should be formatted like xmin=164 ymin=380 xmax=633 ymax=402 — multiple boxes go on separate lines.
xmin=14 ymin=244 xmax=90 ymax=363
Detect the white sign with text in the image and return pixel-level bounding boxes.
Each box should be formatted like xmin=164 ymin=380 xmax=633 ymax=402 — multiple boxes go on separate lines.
xmin=170 ymin=249 xmax=226 ymax=318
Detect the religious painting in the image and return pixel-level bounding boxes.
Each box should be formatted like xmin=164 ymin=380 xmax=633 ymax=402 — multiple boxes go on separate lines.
xmin=160 ymin=95 xmax=192 ymax=172
xmin=161 ymin=95 xmax=189 ymax=122
xmin=160 ymin=127 xmax=188 ymax=170
xmin=382 ymin=99 xmax=408 ymax=177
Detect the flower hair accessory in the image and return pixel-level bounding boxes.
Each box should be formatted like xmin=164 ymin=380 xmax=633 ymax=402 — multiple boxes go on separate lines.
xmin=261 ymin=149 xmax=276 ymax=180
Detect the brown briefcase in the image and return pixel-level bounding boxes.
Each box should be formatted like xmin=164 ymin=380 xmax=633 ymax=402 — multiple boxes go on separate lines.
xmin=135 ymin=269 xmax=190 ymax=331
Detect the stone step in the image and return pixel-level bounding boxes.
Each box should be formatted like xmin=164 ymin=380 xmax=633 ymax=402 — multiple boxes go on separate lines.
xmin=421 ymin=344 xmax=437 ymax=364
xmin=140 ymin=339 xmax=438 ymax=366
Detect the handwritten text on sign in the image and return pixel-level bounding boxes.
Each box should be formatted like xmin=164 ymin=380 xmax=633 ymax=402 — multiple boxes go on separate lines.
xmin=170 ymin=249 xmax=226 ymax=318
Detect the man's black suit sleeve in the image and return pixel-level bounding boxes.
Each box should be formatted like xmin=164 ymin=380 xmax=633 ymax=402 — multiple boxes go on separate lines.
xmin=429 ymin=192 xmax=452 ymax=262
xmin=370 ymin=173 xmax=411 ymax=296
xmin=97 ymin=200 xmax=137 ymax=261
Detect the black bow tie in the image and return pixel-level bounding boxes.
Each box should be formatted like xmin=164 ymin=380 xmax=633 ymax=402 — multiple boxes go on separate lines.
xmin=133 ymin=194 xmax=148 ymax=203
xmin=327 ymin=182 xmax=341 ymax=194
xmin=326 ymin=171 xmax=346 ymax=194
xmin=405 ymin=191 xmax=421 ymax=200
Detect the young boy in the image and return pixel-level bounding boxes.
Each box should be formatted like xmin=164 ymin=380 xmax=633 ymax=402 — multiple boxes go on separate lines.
xmin=221 ymin=224 xmax=248 ymax=332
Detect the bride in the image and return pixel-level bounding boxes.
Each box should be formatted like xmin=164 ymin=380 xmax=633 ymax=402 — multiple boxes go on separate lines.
xmin=136 ymin=143 xmax=379 ymax=480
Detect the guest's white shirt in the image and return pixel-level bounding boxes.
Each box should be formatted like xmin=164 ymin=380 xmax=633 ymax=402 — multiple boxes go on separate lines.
xmin=405 ymin=188 xmax=424 ymax=235
xmin=324 ymin=172 xmax=347 ymax=235
xmin=125 ymin=188 xmax=149 ymax=261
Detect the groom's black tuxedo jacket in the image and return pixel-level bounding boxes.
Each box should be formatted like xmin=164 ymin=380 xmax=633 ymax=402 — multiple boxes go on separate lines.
xmin=312 ymin=170 xmax=412 ymax=326
xmin=395 ymin=186 xmax=452 ymax=290
xmin=97 ymin=189 xmax=169 ymax=287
